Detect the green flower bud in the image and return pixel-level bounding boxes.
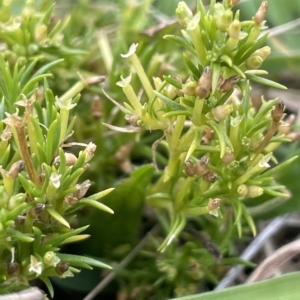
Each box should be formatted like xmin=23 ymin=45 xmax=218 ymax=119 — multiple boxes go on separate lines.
xmin=247 ymin=185 xmax=264 ymax=198
xmin=212 ymin=104 xmax=233 ymax=121
xmin=182 ymin=80 xmax=197 ymax=96
xmin=7 ymin=193 xmax=26 ymax=210
xmin=214 ymin=3 xmax=225 ymax=19
xmin=208 ymin=198 xmax=221 ymax=216
xmin=237 ymin=184 xmax=248 ymax=197
xmin=165 ymin=84 xmax=177 ymax=99
xmin=44 ymin=251 xmax=60 ymax=267
xmin=222 ymin=152 xmax=235 ymax=165
xmin=246 ymin=46 xmax=271 ymax=69
xmin=228 ymin=20 xmax=241 ymax=39
xmin=217 ymin=10 xmax=233 ymax=32
xmin=34 ymin=24 xmax=47 ymax=43
xmin=176 ymin=1 xmax=193 ymax=28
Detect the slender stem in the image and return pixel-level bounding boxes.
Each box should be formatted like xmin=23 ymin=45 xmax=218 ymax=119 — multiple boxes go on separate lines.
xmin=15 ymin=126 xmax=41 ymax=187
xmin=130 ymin=53 xmax=154 ymax=100
xmin=192 ymin=97 xmax=204 ymax=126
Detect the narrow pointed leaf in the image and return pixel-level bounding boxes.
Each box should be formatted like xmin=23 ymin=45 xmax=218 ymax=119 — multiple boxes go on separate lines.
xmin=46 ymin=206 xmax=70 ymax=228
xmin=56 ymin=253 xmax=112 ymax=269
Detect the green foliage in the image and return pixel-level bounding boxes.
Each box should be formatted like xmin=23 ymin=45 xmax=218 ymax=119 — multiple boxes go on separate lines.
xmin=0 ymin=0 xmax=299 ymax=299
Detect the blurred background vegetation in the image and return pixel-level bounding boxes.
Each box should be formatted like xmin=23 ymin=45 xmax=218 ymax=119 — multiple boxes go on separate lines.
xmin=2 ymin=0 xmax=300 ymax=299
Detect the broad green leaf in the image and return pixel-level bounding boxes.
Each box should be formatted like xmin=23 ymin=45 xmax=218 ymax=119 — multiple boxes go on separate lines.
xmin=174 ymin=272 xmax=300 ymax=300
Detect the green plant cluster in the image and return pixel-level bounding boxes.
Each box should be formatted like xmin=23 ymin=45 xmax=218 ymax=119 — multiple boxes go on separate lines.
xmin=0 ymin=1 xmax=115 ymax=297
xmin=109 ymin=0 xmax=296 ymax=254
xmin=0 ymin=0 xmax=298 ymax=299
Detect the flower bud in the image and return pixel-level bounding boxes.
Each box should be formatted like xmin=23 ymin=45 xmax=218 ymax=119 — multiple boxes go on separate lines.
xmin=7 ymin=262 xmax=20 ymax=277
xmin=208 ymin=198 xmax=221 ymax=211
xmin=184 ymin=160 xmax=196 ymax=176
xmin=7 ymin=193 xmax=26 ymax=210
xmin=34 ymin=24 xmax=47 ymax=43
xmin=91 ymin=95 xmax=102 ymax=119
xmin=55 ymin=261 xmax=69 ymax=276
xmin=125 ymin=114 xmax=141 ymax=127
xmin=182 ymin=80 xmax=197 ymax=96
xmin=212 ymin=104 xmax=233 ymax=121
xmin=237 ymin=184 xmax=248 ymax=197
xmin=228 ymin=20 xmax=241 ymax=39
xmin=201 ymin=127 xmax=214 ymax=145
xmin=222 ymin=151 xmax=235 ymax=165
xmin=54 ymin=152 xmax=78 ymax=166
xmin=246 ymin=46 xmax=271 ymax=69
xmin=217 ymin=10 xmax=233 ymax=32
xmin=253 ymin=1 xmax=268 ymax=25
xmin=7 ymin=160 xmax=24 ymax=179
xmin=165 ymin=84 xmax=177 ymax=99
xmin=192 ymin=156 xmax=208 ymax=175
xmin=176 ymin=1 xmax=193 ymax=28
xmin=203 ymin=171 xmax=218 ymax=183
xmin=44 ymin=251 xmax=60 ymax=267
xmin=29 ymin=203 xmax=45 ymax=218
xmin=219 ymin=75 xmax=239 ymax=92
xmin=185 ymin=157 xmax=210 ymax=177
xmin=64 ymin=195 xmax=78 ymax=206
xmin=196 ymin=66 xmax=212 ymax=98
xmin=74 ymin=180 xmax=91 ymax=199
xmin=84 ymin=142 xmax=97 ymax=163
xmin=247 ymin=185 xmax=264 ymax=198
xmin=271 ymin=101 xmax=284 ymax=124
xmin=208 ymin=198 xmax=221 ymax=216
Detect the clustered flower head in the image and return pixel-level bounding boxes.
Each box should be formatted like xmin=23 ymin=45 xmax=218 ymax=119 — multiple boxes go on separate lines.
xmin=108 ymin=0 xmax=298 ymax=251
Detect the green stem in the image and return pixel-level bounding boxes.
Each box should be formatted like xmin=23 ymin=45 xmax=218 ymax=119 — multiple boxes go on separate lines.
xmin=192 ymin=97 xmax=204 ymax=126
xmin=15 ymin=126 xmax=41 ymax=187
xmin=130 ymin=53 xmax=154 ymax=99
xmin=169 ymin=115 xmax=186 ymax=151
xmin=122 ymin=83 xmax=142 ymax=114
